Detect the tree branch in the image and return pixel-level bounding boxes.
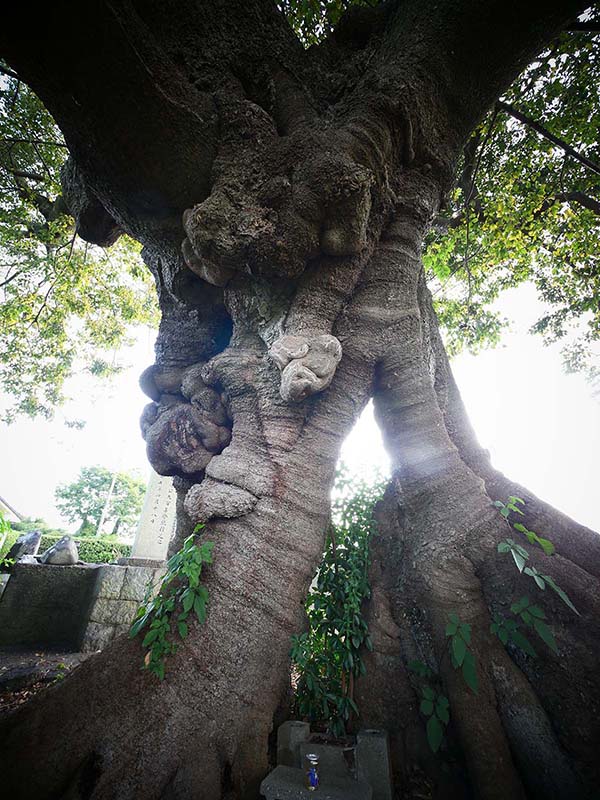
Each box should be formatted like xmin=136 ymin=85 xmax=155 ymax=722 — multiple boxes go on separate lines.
xmin=565 ymin=21 xmax=600 ymax=32
xmin=540 ymin=190 xmax=600 ymax=217
xmin=496 ymin=101 xmax=600 ymax=177
xmin=6 ymin=167 xmax=44 ymax=182
xmin=0 ymin=63 xmax=19 ymax=80
xmin=1 ymin=136 xmax=67 ymax=148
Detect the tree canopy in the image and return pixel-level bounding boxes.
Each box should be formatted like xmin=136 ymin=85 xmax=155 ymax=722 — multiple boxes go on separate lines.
xmin=0 ymin=67 xmax=158 ymax=422
xmin=281 ymin=0 xmax=600 ymax=383
xmin=426 ymin=15 xmax=600 ymax=386
xmin=54 ymin=465 xmax=146 ymax=537
xmin=0 ymin=6 xmax=598 ymax=421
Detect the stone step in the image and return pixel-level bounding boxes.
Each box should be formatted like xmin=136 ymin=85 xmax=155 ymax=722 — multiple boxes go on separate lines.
xmin=260 ymin=765 xmax=372 ymax=800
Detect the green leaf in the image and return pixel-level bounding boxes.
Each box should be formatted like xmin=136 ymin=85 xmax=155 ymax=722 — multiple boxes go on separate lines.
xmin=420 ymin=699 xmax=434 ymax=716
xmin=445 ymin=621 xmax=458 ymax=636
xmin=528 ymin=605 xmax=545 ymax=619
xmin=537 ymin=537 xmax=555 ymax=556
xmin=462 ymin=650 xmax=478 ymax=694
xmin=194 ymin=593 xmax=207 ymax=624
xmin=178 ymin=621 xmax=188 ymax=639
xmin=142 ymin=628 xmax=160 ymax=647
xmin=511 ymin=596 xmax=530 ymax=614
xmin=459 ymin=622 xmax=471 ymax=644
xmin=544 ymin=576 xmax=579 ymax=615
xmin=427 ymin=715 xmax=444 ymax=753
xmin=129 ymin=614 xmax=148 ymax=638
xmin=435 ymin=698 xmax=450 ymax=724
xmin=498 ymin=628 xmax=509 ymax=645
xmin=524 ymin=567 xmax=546 ymax=590
xmin=449 ymin=612 xmax=459 ymax=624
xmin=182 ymin=588 xmax=194 ymax=613
xmin=452 ymin=634 xmax=467 ymax=666
xmin=511 ymin=548 xmax=527 ymax=573
xmin=533 ymin=619 xmax=559 ymax=654
xmin=510 ymin=630 xmax=537 ymax=657
xmin=513 ymin=523 xmax=527 ymax=533
xmin=422 ymin=686 xmax=435 ymax=700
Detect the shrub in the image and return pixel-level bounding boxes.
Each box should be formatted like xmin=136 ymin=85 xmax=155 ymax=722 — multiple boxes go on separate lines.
xmin=290 ymin=466 xmax=386 ymax=736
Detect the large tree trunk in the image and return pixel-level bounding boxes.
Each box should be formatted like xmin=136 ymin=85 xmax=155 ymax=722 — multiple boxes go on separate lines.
xmin=1 ymin=1 xmax=596 ymax=798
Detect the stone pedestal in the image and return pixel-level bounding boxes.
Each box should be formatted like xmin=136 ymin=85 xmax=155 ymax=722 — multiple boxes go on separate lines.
xmin=277 ymin=721 xmax=311 ymax=768
xmin=131 ymin=470 xmax=177 ymax=561
xmin=0 ymin=560 xmax=165 ymax=653
xmin=298 ymin=743 xmax=352 ymax=781
xmin=356 ymin=729 xmax=393 ymax=800
xmin=260 ymin=766 xmax=372 ymax=800
xmin=0 ymin=562 xmax=99 ymax=649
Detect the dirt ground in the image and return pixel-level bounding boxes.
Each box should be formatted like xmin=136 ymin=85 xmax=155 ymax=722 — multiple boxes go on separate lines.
xmin=0 ymin=646 xmax=91 ymax=715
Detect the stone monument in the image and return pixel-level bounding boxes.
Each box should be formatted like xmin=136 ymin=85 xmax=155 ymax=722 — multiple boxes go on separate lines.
xmin=129 ymin=470 xmax=177 ymax=562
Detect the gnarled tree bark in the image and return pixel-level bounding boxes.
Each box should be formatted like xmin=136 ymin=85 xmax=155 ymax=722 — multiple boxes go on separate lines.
xmin=1 ymin=1 xmax=597 ymax=798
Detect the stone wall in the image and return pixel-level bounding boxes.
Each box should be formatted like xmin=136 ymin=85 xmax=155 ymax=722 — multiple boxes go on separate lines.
xmin=0 ymin=562 xmax=99 ymax=649
xmin=81 ymin=561 xmax=165 ymax=651
xmin=0 ymin=560 xmax=165 ymax=652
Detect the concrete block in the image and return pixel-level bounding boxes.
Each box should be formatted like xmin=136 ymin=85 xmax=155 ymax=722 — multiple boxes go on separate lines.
xmin=356 ymin=729 xmax=393 ymax=800
xmin=121 ymin=566 xmax=155 ymax=601
xmin=94 ymin=564 xmax=126 ymax=599
xmin=277 ymin=721 xmax=310 ymax=767
xmin=81 ymin=621 xmax=116 ymax=652
xmin=0 ymin=562 xmax=99 ymax=649
xmin=260 ymin=765 xmax=371 ymax=800
xmin=89 ymin=597 xmax=139 ymax=626
xmin=298 ymin=743 xmax=352 ymax=781
xmin=117 ymin=557 xmax=166 ymax=569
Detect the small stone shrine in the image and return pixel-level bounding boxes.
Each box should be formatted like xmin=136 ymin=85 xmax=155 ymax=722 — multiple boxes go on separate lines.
xmin=261 ymin=721 xmax=393 ymax=800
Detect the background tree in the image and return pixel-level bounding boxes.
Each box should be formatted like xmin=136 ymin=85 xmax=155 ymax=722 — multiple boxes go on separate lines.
xmin=426 ymin=20 xmax=600 ymax=385
xmin=55 ymin=465 xmax=146 ymax=537
xmin=0 ymin=68 xmax=158 ymax=421
xmin=0 ymin=2 xmax=599 ymax=800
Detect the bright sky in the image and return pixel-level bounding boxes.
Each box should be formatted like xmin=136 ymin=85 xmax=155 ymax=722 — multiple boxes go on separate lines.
xmin=1 ymin=284 xmax=598 ymax=534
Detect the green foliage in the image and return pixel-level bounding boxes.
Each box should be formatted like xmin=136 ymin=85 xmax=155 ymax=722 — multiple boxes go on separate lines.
xmin=512 ymin=522 xmax=555 ymax=556
xmin=497 ymin=538 xmax=530 ymax=572
xmin=490 ymin=613 xmax=537 ymax=657
xmin=290 ymin=467 xmax=385 ymax=736
xmin=424 ymin=15 xmax=600 ymax=381
xmin=408 ymin=661 xmax=450 ymax=754
xmin=494 ymin=496 xmax=524 ymax=519
xmin=495 ymin=494 xmax=579 ymax=615
xmin=279 ymin=0 xmax=372 ymax=46
xmin=0 ymin=507 xmax=13 ymax=568
xmin=510 ymin=596 xmax=559 ymax=653
xmin=130 ymin=526 xmax=213 ymax=680
xmin=0 ymin=67 xmax=158 ymax=421
xmin=55 ymin=465 xmax=146 ymax=536
xmin=493 ymin=496 xmax=579 ymax=665
xmin=62 ymin=535 xmax=131 ymax=564
xmin=420 ymin=686 xmax=449 ymax=754
xmin=445 ymin=613 xmax=478 ymax=694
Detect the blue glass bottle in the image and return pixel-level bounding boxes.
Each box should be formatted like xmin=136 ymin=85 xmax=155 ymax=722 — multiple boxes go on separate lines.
xmin=305 ymin=753 xmax=319 ymax=792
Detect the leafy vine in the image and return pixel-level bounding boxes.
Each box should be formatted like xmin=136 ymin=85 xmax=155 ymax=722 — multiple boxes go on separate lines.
xmin=129 ymin=524 xmax=214 ymax=680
